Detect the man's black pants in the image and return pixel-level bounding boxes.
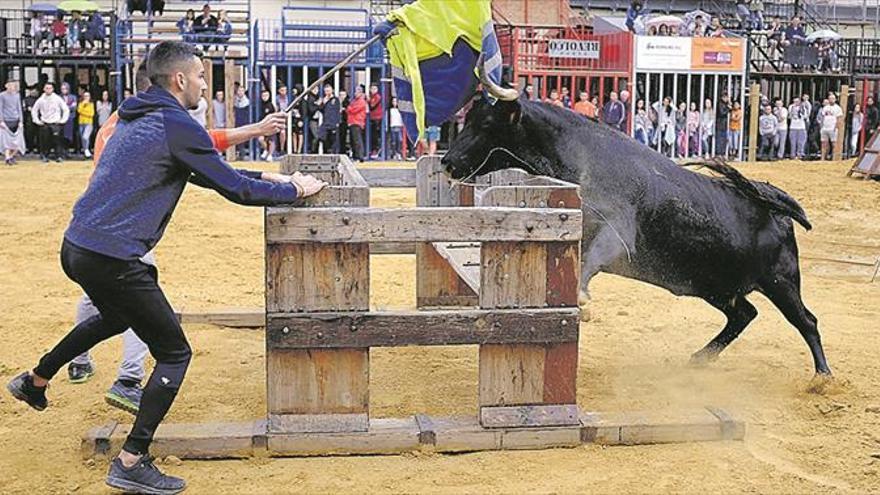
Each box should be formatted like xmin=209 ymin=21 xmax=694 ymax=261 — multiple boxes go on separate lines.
xmin=34 ymin=240 xmax=192 ymax=455
xmin=38 ymin=124 xmax=64 ymax=159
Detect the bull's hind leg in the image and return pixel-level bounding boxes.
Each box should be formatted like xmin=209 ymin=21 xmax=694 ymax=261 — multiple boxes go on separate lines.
xmin=760 ymin=280 xmax=831 ymax=375
xmin=759 ymin=246 xmax=832 ymax=375
xmin=690 ymin=296 xmax=758 ymax=365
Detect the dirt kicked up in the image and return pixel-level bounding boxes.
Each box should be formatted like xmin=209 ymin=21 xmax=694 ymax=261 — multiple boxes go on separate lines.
xmin=0 ymin=159 xmax=878 ymax=494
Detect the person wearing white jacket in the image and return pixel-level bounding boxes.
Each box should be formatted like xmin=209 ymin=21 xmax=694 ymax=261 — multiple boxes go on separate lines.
xmin=31 ymin=82 xmax=69 ymax=162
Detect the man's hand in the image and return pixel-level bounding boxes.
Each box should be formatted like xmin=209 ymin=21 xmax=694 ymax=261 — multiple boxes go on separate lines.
xmin=290 ymin=171 xmax=328 ymax=198
xmin=256 ymin=112 xmax=288 ymax=137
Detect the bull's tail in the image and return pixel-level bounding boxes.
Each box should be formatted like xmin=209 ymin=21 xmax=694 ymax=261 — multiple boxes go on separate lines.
xmin=694 ymin=158 xmax=813 ymax=231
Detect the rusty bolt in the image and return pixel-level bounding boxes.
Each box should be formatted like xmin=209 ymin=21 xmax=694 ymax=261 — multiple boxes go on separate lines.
xmin=350 ymin=325 xmax=358 ymax=332
xmin=561 ymin=319 xmax=568 ymax=326
xmin=309 ymin=227 xmax=318 ymax=235
xmin=282 ymin=326 xmax=290 ymax=334
xmin=317 ymin=332 xmax=324 ymax=339
xmin=518 ymin=200 xmax=526 ymax=207
xmin=559 ymin=213 xmax=569 ymax=221
xmin=342 ymin=216 xmax=351 ymax=225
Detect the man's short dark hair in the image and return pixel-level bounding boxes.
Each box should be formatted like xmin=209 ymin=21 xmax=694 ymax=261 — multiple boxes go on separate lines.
xmin=135 ymin=52 xmax=151 ymax=92
xmin=146 ymin=41 xmax=203 ymax=89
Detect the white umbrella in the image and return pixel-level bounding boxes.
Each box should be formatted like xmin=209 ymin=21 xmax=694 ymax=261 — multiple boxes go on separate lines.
xmin=645 ymin=15 xmax=684 ymax=30
xmin=806 ymin=29 xmax=842 ymax=42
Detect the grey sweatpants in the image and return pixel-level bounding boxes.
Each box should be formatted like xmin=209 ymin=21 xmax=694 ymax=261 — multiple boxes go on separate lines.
xmin=789 ymin=129 xmax=807 ymax=158
xmin=71 ymin=250 xmax=154 ymax=383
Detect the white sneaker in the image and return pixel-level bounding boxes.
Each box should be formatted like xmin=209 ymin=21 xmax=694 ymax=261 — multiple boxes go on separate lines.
xmin=260 ymin=151 xmax=268 ymax=160
xmin=84 ymin=150 xmax=92 ymax=158
xmin=266 ymin=155 xmax=275 ymax=162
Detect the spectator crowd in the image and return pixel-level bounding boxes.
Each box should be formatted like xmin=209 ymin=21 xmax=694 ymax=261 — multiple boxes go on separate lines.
xmin=29 ymin=10 xmax=106 ymax=55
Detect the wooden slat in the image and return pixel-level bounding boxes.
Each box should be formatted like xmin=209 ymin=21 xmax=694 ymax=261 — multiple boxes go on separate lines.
xmin=370 ymin=242 xmax=416 ymax=255
xmin=178 ymin=308 xmax=264 ymax=328
xmin=431 ymin=242 xmax=481 ymax=293
xmin=356 ymin=168 xmax=416 ymax=187
xmin=267 ymin=418 xmax=420 ymax=456
xmin=203 ymin=58 xmax=213 ymax=130
xmin=480 ymin=242 xmax=548 ymax=309
xmin=416 ymin=243 xmax=478 ymax=308
xmin=268 ymin=413 xmax=369 ymax=434
xmin=224 ymin=59 xmax=236 ymax=162
xmin=545 ymin=242 xmax=579 ymax=307
xmin=478 ymin=344 xmax=545 ymax=407
xmin=99 ymin=421 xmax=260 ymax=459
xmin=265 ymin=207 xmax=582 ymax=244
xmin=481 ymin=404 xmax=580 ymax=428
xmin=542 ymin=342 xmax=578 ymax=404
xmin=266 ymin=243 xmax=369 ymax=313
xmin=266 ymin=308 xmax=580 ymax=348
xmin=266 ymin=349 xmax=369 ymax=416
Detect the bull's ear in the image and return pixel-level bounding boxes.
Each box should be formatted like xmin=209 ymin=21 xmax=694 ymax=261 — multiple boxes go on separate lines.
xmin=499 ymin=99 xmax=522 ymax=125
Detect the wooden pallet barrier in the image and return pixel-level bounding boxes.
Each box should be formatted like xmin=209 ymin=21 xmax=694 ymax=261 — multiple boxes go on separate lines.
xmin=83 ymin=155 xmax=744 ymax=459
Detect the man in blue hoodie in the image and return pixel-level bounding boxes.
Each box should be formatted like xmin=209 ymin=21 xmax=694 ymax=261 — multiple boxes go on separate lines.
xmin=6 ymin=41 xmax=326 ymax=495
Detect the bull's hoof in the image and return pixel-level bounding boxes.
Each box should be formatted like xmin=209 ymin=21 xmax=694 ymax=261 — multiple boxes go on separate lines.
xmin=806 ymin=372 xmax=839 ymax=395
xmin=689 ymin=349 xmax=720 ymax=367
xmin=579 ymin=304 xmax=592 ymax=322
xmin=578 ymin=292 xmax=591 ymax=322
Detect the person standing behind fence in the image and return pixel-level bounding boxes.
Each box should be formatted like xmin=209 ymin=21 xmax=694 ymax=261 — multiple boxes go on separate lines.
xmin=212 ymin=90 xmax=226 ymax=129
xmin=96 ymin=90 xmax=113 ymax=131
xmin=368 ymin=83 xmax=383 ymax=159
xmin=258 ymin=89 xmax=276 ymax=160
xmin=0 ymin=80 xmax=25 ymax=166
xmin=60 ymin=83 xmax=77 ymax=158
xmin=573 ymin=91 xmax=596 ymax=119
xmin=787 ymin=97 xmax=807 ymax=159
xmin=347 ymin=84 xmax=367 ymax=162
xmin=318 ymin=84 xmax=340 ymax=154
xmin=728 ymin=101 xmax=743 ymax=159
xmin=773 ymin=98 xmax=788 ymax=159
xmin=851 ymin=103 xmax=863 ymax=156
xmin=759 ymin=104 xmax=777 ymax=161
xmin=700 ymin=99 xmax=715 ymax=157
xmin=177 ymin=9 xmax=195 ymax=43
xmin=633 ymin=99 xmax=651 ymax=145
xmin=192 ymin=4 xmax=218 ymax=51
xmin=820 ymin=94 xmax=843 ymax=160
xmin=31 ymin=82 xmax=69 ymax=163
xmin=686 ymin=102 xmax=700 ymax=157
xmin=303 ymin=85 xmax=321 ymax=153
xmin=602 ymin=91 xmax=625 ymax=131
xmin=337 ymin=89 xmax=349 ymax=155
xmin=865 ymin=96 xmax=879 ymax=139
xmin=388 ymin=96 xmax=403 ymax=160
xmin=275 ymin=85 xmax=289 ymax=153
xmin=77 ymin=91 xmax=95 ymax=158
xmin=715 ymin=94 xmax=731 ymax=158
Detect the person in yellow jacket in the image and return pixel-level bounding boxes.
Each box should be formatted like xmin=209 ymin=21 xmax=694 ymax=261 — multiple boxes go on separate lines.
xmin=77 ymin=91 xmax=96 ymax=158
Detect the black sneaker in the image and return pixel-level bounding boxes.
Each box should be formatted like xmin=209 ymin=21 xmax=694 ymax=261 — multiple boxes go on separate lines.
xmin=68 ymin=362 xmax=95 ymax=384
xmin=6 ymin=372 xmax=48 ymax=411
xmin=106 ymin=455 xmax=186 ymax=495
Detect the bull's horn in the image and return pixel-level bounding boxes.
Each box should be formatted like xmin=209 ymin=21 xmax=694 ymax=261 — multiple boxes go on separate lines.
xmin=478 ymin=55 xmax=519 ymax=101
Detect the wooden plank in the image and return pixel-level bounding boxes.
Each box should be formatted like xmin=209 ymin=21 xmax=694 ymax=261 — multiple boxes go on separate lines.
xmin=102 ymin=421 xmax=259 ymax=459
xmin=265 ymin=207 xmax=582 ymax=243
xmin=267 ymin=418 xmax=420 ymax=456
xmin=203 ymin=58 xmax=213 ymax=130
xmin=748 ymin=83 xmax=760 ymax=162
xmin=178 ymin=308 xmax=264 ymax=328
xmin=296 ymin=186 xmax=370 ymax=208
xmin=268 ymin=413 xmax=369 ymax=434
xmin=580 ymin=410 xmax=735 ymax=446
xmin=415 ymin=414 xmax=436 ymax=445
xmin=545 ymin=242 xmax=579 ymax=307
xmin=81 ymin=421 xmax=118 ymax=459
xmin=266 ymin=349 xmax=369 ymax=416
xmin=266 ymin=243 xmax=369 ymax=313
xmin=480 ymin=242 xmax=548 ymax=309
xmin=370 ymin=242 xmax=416 ymax=255
xmin=481 ymin=404 xmax=580 ymax=428
xmin=833 ymin=84 xmax=849 ymax=161
xmin=224 ymin=59 xmax=236 ymax=162
xmin=542 ymin=342 xmax=578 ymax=404
xmin=357 ymin=167 xmax=417 ymax=187
xmin=500 ymin=426 xmax=582 ymax=450
xmin=478 ymin=344 xmax=545 ymax=407
xmin=266 ymin=308 xmax=580 ymax=348
xmin=416 ymin=243 xmax=478 ymax=308
xmin=337 ymin=155 xmax=369 ymax=187
xmin=705 ymin=406 xmax=747 ymax=440
xmin=431 ymin=242 xmax=481 ymax=293
xmin=431 ymin=416 xmax=502 ymax=453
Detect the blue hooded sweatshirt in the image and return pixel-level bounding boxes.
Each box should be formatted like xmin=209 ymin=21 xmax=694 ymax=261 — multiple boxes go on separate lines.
xmin=64 ymin=85 xmax=298 ymax=260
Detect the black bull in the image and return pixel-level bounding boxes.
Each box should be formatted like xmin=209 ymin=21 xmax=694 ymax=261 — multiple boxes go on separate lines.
xmin=441 ymin=97 xmax=831 ymax=376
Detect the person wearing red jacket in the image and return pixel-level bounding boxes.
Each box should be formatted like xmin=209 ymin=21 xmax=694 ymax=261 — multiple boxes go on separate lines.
xmin=368 ymin=83 xmax=383 ymax=159
xmin=347 ymin=84 xmax=367 ymax=162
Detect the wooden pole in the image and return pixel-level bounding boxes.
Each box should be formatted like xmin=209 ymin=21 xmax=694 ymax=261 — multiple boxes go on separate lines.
xmin=834 ymin=84 xmax=850 ymax=161
xmin=747 ymin=83 xmax=760 ymax=163
xmin=224 ymin=59 xmax=236 ymax=162
xmin=203 ymin=58 xmax=214 ymax=130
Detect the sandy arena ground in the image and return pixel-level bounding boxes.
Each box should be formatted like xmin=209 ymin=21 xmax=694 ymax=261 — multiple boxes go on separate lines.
xmin=1 ymin=158 xmax=879 ymax=494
